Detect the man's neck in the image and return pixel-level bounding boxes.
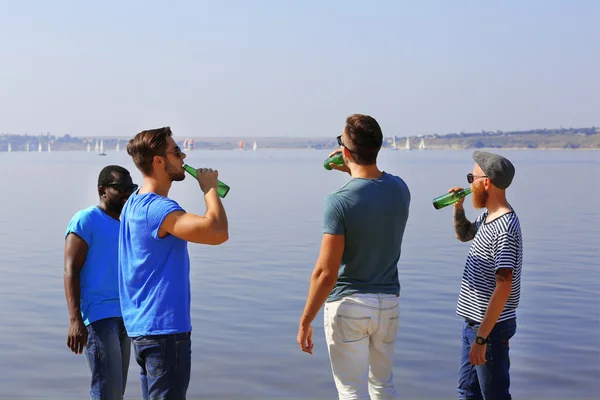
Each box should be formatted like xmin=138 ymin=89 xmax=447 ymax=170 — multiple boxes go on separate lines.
xmin=139 ymin=176 xmax=172 ymax=197
xmin=349 ymin=163 xmax=383 ymax=179
xmin=97 ymin=203 xmax=120 ymax=221
xmin=485 ymin=192 xmax=511 ymax=219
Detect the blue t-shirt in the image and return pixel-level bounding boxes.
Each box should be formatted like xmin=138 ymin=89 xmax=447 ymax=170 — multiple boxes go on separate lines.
xmin=324 ymin=172 xmax=411 ymax=302
xmin=65 ymin=206 xmax=122 ymax=326
xmin=118 ymin=192 xmax=191 ymax=337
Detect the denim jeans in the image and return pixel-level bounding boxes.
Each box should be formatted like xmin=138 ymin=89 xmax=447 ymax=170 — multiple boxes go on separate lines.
xmin=458 ymin=318 xmax=517 ymax=400
xmin=324 ymin=293 xmax=401 ymax=400
xmin=131 ymin=332 xmax=192 ymax=400
xmin=84 ymin=317 xmax=131 ymax=400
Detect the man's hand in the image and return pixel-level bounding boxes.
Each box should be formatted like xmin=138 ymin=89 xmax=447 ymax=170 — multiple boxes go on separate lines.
xmin=297 ymin=322 xmax=314 ymax=355
xmin=67 ymin=318 xmax=88 ymax=354
xmin=449 ymin=186 xmax=466 ymax=209
xmin=470 ymin=340 xmax=487 ymax=365
xmin=327 ymin=149 xmax=351 ymax=175
xmin=195 ymin=168 xmax=219 ymax=194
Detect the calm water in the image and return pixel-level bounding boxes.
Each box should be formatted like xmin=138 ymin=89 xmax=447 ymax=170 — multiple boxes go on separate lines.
xmin=0 ymin=148 xmax=598 ymax=399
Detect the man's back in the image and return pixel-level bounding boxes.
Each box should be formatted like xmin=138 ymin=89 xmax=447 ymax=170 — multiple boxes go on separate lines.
xmin=118 ymin=192 xmax=191 ymax=337
xmin=325 ymin=172 xmax=411 ymax=302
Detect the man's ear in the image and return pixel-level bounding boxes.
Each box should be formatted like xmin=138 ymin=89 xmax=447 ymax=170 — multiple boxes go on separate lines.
xmin=342 ymin=145 xmax=352 ymax=159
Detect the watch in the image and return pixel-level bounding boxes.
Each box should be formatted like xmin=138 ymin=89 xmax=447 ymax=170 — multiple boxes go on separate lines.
xmin=475 ymin=336 xmax=488 ymax=345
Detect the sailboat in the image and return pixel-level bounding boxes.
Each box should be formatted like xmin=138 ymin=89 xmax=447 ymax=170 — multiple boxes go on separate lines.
xmin=391 ymin=135 xmax=398 ymax=151
xmin=419 ymin=138 xmax=426 ymax=150
xmin=7 ymin=142 xmax=11 ymax=152
xmin=87 ymin=142 xmax=91 ymax=152
xmin=115 ymin=140 xmax=120 ymax=152
xmin=47 ymin=142 xmax=52 ymax=152
xmin=99 ymin=139 xmax=106 ymax=156
xmin=38 ymin=142 xmax=42 ymax=152
xmin=25 ymin=143 xmax=30 ymax=152
xmin=405 ymin=137 xmax=411 ymax=151
xmin=94 ymin=140 xmax=99 ymax=152
xmin=252 ymin=141 xmax=257 ymax=151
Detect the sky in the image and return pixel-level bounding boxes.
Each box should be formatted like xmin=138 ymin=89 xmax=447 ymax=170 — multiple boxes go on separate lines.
xmin=0 ymin=0 xmax=598 ymax=138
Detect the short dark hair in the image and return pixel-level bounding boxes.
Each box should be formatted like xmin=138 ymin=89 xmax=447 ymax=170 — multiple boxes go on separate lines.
xmin=98 ymin=165 xmax=130 ymax=187
xmin=127 ymin=127 xmax=172 ymax=175
xmin=344 ymin=114 xmax=383 ymax=165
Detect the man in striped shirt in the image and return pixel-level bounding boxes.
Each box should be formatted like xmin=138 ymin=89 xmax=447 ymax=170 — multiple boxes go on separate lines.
xmin=449 ymin=151 xmax=522 ymax=400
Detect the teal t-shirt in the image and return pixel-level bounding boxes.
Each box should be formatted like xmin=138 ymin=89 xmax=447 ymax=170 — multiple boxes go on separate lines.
xmin=324 ymin=172 xmax=411 ymax=302
xmin=65 ymin=206 xmax=122 ymax=326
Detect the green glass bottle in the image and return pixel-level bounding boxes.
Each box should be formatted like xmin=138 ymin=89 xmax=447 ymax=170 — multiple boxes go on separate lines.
xmin=183 ymin=164 xmax=230 ymax=198
xmin=323 ymin=153 xmax=345 ymax=170
xmin=432 ymin=187 xmax=472 ymax=210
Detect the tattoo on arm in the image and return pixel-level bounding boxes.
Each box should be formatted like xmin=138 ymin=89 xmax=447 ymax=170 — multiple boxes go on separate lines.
xmin=496 ymin=268 xmax=513 ymax=282
xmin=453 ymin=207 xmax=477 ymax=242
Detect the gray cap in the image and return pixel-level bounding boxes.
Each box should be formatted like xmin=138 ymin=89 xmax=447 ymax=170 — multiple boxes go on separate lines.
xmin=472 ymin=151 xmax=515 ymax=189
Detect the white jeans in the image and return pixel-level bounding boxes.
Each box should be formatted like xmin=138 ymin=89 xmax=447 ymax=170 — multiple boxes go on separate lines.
xmin=324 ymin=293 xmax=400 ymax=400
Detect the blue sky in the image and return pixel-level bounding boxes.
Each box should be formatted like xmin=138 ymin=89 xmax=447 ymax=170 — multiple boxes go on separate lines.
xmin=0 ymin=0 xmax=598 ymax=137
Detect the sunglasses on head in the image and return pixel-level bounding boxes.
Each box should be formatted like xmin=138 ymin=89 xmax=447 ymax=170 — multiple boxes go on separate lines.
xmin=466 ymin=173 xmax=488 ymax=184
xmin=106 ymin=182 xmax=139 ymax=194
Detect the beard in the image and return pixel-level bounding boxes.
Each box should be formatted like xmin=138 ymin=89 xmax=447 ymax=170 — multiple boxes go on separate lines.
xmin=164 ymin=158 xmax=185 ymax=182
xmin=107 ymin=197 xmax=127 ymax=215
xmin=471 ymin=184 xmax=488 ymax=209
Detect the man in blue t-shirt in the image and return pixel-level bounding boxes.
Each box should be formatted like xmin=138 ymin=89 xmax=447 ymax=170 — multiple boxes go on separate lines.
xmin=297 ymin=114 xmax=411 ymax=399
xmin=119 ymin=126 xmax=228 ymax=399
xmin=64 ymin=165 xmax=138 ymax=400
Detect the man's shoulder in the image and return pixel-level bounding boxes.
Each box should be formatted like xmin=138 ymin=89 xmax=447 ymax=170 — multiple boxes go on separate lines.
xmin=70 ymin=206 xmax=102 ymax=223
xmin=126 ymin=192 xmax=183 ymax=212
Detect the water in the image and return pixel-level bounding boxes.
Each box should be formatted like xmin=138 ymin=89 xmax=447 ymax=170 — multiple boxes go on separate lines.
xmin=0 ymin=148 xmax=598 ymax=399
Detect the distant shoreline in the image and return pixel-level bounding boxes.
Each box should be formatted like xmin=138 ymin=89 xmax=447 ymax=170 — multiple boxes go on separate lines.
xmin=1 ymin=127 xmax=599 ymax=151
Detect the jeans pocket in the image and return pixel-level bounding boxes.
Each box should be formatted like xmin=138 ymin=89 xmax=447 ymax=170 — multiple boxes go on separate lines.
xmin=134 ymin=337 xmax=165 ymax=378
xmin=175 ymin=336 xmax=191 ymax=371
xmin=337 ymin=315 xmax=370 ymax=343
xmin=382 ymin=316 xmax=399 ymax=344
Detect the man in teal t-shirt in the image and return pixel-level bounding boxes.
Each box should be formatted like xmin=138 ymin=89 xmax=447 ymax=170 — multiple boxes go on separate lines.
xmin=298 ymin=114 xmax=411 ymax=399
xmin=119 ymin=127 xmax=229 ymax=399
xmin=64 ymin=165 xmax=138 ymax=400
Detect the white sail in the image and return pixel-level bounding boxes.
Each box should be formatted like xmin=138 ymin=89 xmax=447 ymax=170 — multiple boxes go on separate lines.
xmin=115 ymin=140 xmax=120 ymax=152
xmin=47 ymin=142 xmax=51 ymax=152
xmin=95 ymin=140 xmax=99 ymax=152
xmin=252 ymin=141 xmax=257 ymax=151
xmin=419 ymin=138 xmax=426 ymax=150
xmin=7 ymin=142 xmax=11 ymax=152
xmin=26 ymin=143 xmax=30 ymax=152
xmin=87 ymin=142 xmax=91 ymax=152
xmin=38 ymin=142 xmax=42 ymax=152
xmin=405 ymin=137 xmax=411 ymax=150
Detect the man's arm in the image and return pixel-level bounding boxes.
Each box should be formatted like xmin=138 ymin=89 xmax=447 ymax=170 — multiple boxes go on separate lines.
xmin=299 ymin=234 xmax=345 ymax=326
xmin=476 ymin=268 xmax=512 ymax=339
xmin=453 ymin=206 xmax=477 ymax=242
xmin=159 ymin=190 xmax=228 ymax=245
xmin=63 ymin=233 xmax=88 ymax=354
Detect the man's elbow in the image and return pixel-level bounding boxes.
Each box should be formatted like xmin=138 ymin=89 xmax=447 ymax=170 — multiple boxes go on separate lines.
xmin=213 ymin=230 xmax=229 ymax=245
xmin=312 ymin=268 xmax=338 ymax=287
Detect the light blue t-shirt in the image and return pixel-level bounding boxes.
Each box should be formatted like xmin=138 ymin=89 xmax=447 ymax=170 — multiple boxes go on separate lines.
xmin=324 ymin=172 xmax=411 ymax=302
xmin=118 ymin=192 xmax=191 ymax=337
xmin=65 ymin=206 xmax=122 ymax=326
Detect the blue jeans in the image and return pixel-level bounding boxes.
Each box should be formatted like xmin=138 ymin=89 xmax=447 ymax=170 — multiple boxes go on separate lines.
xmin=132 ymin=332 xmax=192 ymax=400
xmin=458 ymin=318 xmax=517 ymax=400
xmin=84 ymin=317 xmax=131 ymax=400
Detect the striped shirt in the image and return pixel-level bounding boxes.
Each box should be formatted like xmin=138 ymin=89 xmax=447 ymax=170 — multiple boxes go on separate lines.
xmin=456 ymin=210 xmax=523 ymax=323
